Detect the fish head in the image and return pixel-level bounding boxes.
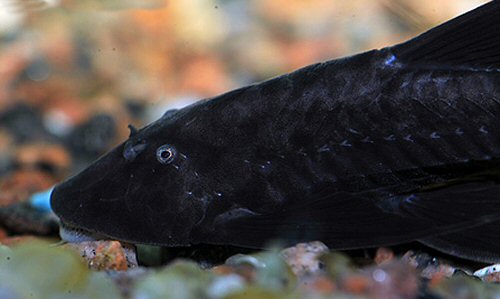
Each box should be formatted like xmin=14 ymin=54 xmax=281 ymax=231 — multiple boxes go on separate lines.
xmin=50 ymin=103 xmax=229 ymax=246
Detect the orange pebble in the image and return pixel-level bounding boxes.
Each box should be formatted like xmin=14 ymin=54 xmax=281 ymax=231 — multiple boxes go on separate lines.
xmin=342 ymin=274 xmax=371 ymax=294
xmin=375 ymin=247 xmax=395 ymax=265
xmin=92 ymin=241 xmax=130 ymax=271
xmin=311 ymin=276 xmax=336 ymax=294
xmin=211 ymin=265 xmax=235 ymax=276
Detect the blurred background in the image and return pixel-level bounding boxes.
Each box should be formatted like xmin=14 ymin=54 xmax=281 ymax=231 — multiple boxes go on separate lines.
xmin=0 ymin=0 xmax=489 ymax=208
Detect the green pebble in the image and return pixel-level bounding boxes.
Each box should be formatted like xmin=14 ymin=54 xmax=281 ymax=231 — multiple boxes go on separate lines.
xmin=432 ymin=274 xmax=500 ymax=298
xmin=132 ymin=259 xmax=213 ymax=299
xmin=226 ymin=249 xmax=296 ymax=292
xmin=0 ymin=241 xmax=121 ymax=299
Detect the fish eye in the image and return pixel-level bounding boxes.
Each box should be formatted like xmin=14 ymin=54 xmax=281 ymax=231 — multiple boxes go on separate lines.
xmin=156 ymin=144 xmax=176 ymax=164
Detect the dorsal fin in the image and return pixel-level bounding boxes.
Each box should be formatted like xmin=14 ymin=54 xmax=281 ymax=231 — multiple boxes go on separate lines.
xmin=390 ymin=0 xmax=500 ymax=71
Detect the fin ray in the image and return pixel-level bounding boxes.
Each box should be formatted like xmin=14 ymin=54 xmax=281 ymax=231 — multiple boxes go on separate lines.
xmin=391 ymin=1 xmax=500 ymax=71
xmin=420 ymin=223 xmax=500 ymax=263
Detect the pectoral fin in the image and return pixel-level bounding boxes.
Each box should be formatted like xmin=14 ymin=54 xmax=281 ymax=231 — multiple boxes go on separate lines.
xmin=206 ymin=181 xmax=500 ymax=262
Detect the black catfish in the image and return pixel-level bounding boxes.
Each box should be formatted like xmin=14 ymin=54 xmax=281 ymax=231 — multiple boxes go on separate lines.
xmin=51 ymin=1 xmax=500 ymax=262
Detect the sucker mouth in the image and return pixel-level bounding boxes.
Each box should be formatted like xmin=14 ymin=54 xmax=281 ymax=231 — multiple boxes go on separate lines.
xmin=59 ymin=221 xmax=108 ymax=243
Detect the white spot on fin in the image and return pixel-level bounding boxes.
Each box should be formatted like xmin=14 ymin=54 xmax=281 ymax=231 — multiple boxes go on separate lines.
xmin=317 ymin=144 xmax=331 ymax=152
xmin=384 ymin=135 xmax=396 ymax=141
xmin=361 ymin=136 xmax=373 ymax=143
xmin=479 ymin=126 xmax=489 ymax=134
xmin=340 ymin=140 xmax=352 ymax=147
xmin=404 ymin=135 xmax=414 ymax=142
xmin=297 ymin=148 xmax=307 ymax=156
xmin=348 ymin=128 xmax=360 ymax=135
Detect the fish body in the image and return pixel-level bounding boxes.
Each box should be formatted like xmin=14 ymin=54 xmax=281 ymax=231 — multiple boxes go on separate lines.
xmin=51 ymin=1 xmax=500 ymax=262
